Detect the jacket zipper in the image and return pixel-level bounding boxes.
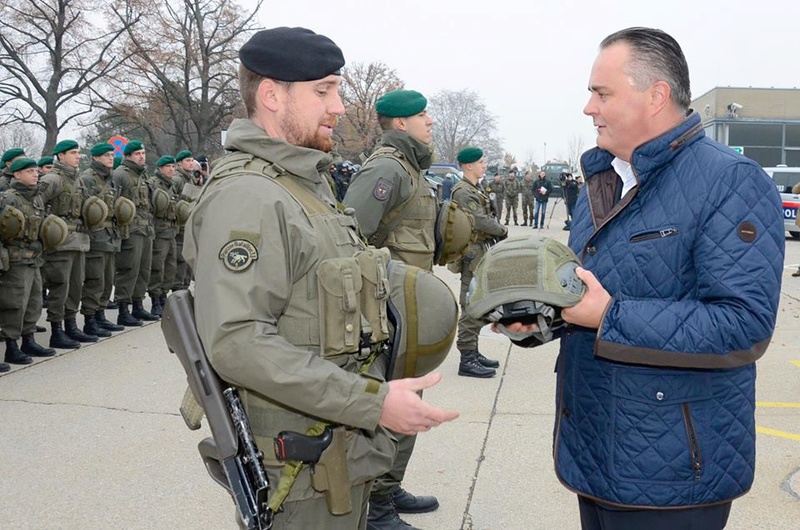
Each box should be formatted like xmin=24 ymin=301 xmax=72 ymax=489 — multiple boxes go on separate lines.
xmin=629 ymin=228 xmax=679 ymax=243
xmin=682 ymin=403 xmax=703 ymax=481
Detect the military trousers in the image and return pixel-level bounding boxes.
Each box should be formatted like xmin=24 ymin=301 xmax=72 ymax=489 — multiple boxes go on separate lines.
xmin=115 ymin=232 xmax=153 ymax=303
xmin=456 ymin=263 xmax=482 ymax=352
xmin=0 ymin=263 xmax=42 ymax=340
xmin=172 ymin=230 xmax=192 ymax=291
xmin=42 ymin=250 xmax=85 ymax=322
xmin=521 ymin=196 xmax=534 ymax=224
xmin=81 ymin=250 xmax=115 ymax=316
xmin=371 ymin=431 xmax=417 ymax=496
xmin=236 ymin=480 xmax=372 ymax=530
xmin=493 ymin=197 xmax=503 ymax=220
xmin=504 ymin=195 xmax=518 ymax=223
xmin=148 ymin=236 xmax=176 ymax=298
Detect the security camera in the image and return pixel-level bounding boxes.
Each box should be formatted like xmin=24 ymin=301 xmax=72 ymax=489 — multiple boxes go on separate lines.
xmin=729 ymin=102 xmax=743 ymax=111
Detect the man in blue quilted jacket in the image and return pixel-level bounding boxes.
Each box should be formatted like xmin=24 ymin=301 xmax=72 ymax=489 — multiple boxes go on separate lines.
xmin=508 ymin=27 xmax=784 ymax=529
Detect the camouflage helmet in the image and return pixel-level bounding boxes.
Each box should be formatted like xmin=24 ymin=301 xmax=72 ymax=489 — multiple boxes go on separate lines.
xmin=82 ymin=196 xmax=109 ymax=230
xmin=152 ymin=187 xmax=172 ymax=217
xmin=40 ymin=214 xmax=69 ymax=249
xmin=114 ymin=196 xmax=136 ymax=225
xmin=433 ymin=200 xmax=475 ymax=266
xmin=385 ymin=260 xmax=457 ymax=380
xmin=0 ymin=205 xmax=26 ymax=241
xmin=175 ymin=199 xmax=192 ymax=225
xmin=466 ymin=234 xmax=585 ymax=344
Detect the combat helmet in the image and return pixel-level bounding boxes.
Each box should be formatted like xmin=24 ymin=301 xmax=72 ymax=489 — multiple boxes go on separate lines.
xmin=114 ymin=196 xmax=136 ymax=225
xmin=152 ymin=187 xmax=172 ymax=217
xmin=175 ymin=200 xmax=192 ymax=225
xmin=0 ymin=205 xmax=26 ymax=241
xmin=466 ymin=234 xmax=585 ymax=344
xmin=385 ymin=260 xmax=457 ymax=380
xmin=40 ymin=214 xmax=69 ymax=249
xmin=433 ymin=200 xmax=475 ymax=266
xmin=82 ymin=196 xmax=109 ymax=231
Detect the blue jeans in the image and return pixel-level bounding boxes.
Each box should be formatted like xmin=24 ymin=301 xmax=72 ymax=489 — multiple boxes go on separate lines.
xmin=533 ymin=200 xmax=547 ymax=227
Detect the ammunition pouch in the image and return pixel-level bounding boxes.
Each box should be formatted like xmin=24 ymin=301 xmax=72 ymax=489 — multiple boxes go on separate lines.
xmin=0 ymin=246 xmax=9 ymax=272
xmin=317 ymin=257 xmax=363 ymax=357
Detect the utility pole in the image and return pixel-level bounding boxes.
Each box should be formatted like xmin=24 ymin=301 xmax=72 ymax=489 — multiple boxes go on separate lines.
xmin=543 ymin=142 xmax=547 ymax=164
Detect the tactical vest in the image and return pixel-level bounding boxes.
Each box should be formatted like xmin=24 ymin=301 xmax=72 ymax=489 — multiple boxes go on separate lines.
xmin=151 ymin=175 xmax=179 ymax=238
xmin=46 ymin=171 xmax=84 ymax=230
xmin=364 ymin=147 xmax=437 ymax=271
xmin=79 ymin=170 xmax=122 ymax=252
xmin=1 ymin=189 xmax=44 ymax=263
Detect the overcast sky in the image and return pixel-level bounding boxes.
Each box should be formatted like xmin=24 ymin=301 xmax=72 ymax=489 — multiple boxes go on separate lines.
xmin=245 ymin=0 xmax=799 ymax=166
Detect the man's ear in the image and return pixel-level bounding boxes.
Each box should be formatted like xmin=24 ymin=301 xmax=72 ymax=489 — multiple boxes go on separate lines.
xmin=257 ymin=79 xmax=281 ymax=112
xmin=650 ymin=80 xmax=672 ymax=115
xmin=393 ymin=116 xmax=408 ymax=132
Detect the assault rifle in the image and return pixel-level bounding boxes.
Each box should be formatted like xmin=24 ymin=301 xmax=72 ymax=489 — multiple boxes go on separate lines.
xmin=161 ymin=290 xmax=273 ymax=530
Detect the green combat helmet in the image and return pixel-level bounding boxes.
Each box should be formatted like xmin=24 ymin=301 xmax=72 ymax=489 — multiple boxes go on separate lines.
xmin=152 ymin=187 xmax=172 ymax=217
xmin=0 ymin=205 xmax=26 ymax=241
xmin=433 ymin=200 xmax=475 ymax=266
xmin=40 ymin=214 xmax=69 ymax=249
xmin=114 ymin=196 xmax=136 ymax=225
xmin=175 ymin=199 xmax=192 ymax=225
xmin=385 ymin=260 xmax=458 ymax=380
xmin=82 ymin=196 xmax=109 ymax=231
xmin=466 ymin=234 xmax=585 ymax=345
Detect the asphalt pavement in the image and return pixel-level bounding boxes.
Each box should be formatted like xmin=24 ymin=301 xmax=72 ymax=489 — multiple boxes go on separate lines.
xmin=1 ymin=202 xmax=798 ymax=529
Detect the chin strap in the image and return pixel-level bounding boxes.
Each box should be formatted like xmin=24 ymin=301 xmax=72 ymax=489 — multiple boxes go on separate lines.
xmin=487 ymin=302 xmax=564 ymax=346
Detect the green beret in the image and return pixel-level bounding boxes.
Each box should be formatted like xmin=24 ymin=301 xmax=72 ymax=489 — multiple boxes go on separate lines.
xmin=375 ymin=90 xmax=427 ymax=118
xmin=175 ymin=150 xmax=192 ymax=162
xmin=9 ymin=157 xmax=37 ymax=173
xmin=156 ymin=155 xmax=176 ymax=167
xmin=2 ymin=148 xmax=25 ymax=164
xmin=52 ymin=139 xmax=80 ymax=155
xmin=124 ymin=140 xmax=144 ymax=155
xmin=240 ymin=27 xmax=344 ymax=82
xmin=113 ymin=156 xmax=123 ymax=169
xmin=457 ymin=147 xmax=484 ymax=164
xmin=90 ymin=143 xmax=115 ymax=157
xmin=37 ymin=156 xmax=54 ymax=167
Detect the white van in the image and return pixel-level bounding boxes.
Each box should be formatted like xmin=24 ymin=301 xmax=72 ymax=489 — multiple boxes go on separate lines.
xmin=762 ymin=166 xmax=800 ymax=239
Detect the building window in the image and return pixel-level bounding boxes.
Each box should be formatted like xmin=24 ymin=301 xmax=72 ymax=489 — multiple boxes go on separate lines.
xmin=729 ymin=123 xmax=783 ymax=147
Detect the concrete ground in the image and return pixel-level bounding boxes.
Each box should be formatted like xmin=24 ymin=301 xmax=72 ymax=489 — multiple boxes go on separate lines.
xmin=1 ymin=202 xmax=798 ymax=529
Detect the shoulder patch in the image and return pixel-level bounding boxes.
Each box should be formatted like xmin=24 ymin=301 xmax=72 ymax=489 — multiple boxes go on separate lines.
xmin=218 ymin=239 xmax=258 ymax=272
xmin=373 ymin=178 xmax=393 ymax=201
xmin=737 ymin=221 xmax=757 ymax=243
xmin=468 ymin=201 xmax=478 ymax=211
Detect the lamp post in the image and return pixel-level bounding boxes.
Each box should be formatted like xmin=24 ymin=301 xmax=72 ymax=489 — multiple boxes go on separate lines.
xmin=543 ymin=142 xmax=547 ymax=163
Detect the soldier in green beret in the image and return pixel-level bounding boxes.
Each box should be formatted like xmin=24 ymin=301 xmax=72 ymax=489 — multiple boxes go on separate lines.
xmin=0 ymin=158 xmax=57 ymax=367
xmin=147 ymin=155 xmax=180 ymax=317
xmin=39 ymin=140 xmax=100 ymax=348
xmin=171 ymin=149 xmax=199 ymax=292
xmin=37 ymin=156 xmax=54 ymax=177
xmin=0 ymin=147 xmax=27 ymax=193
xmin=343 ymin=88 xmax=442 ymax=526
xmin=113 ymin=140 xmax=158 ymax=325
xmin=450 ymin=147 xmax=507 ymax=378
xmin=77 ymin=143 xmax=125 ymax=336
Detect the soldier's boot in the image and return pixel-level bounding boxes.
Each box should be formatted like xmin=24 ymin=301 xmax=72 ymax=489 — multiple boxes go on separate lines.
xmin=390 ymin=486 xmax=439 ymax=514
xmin=65 ymin=317 xmax=99 ymax=343
xmin=117 ymin=304 xmax=143 ymax=327
xmin=49 ymin=321 xmax=81 ymax=350
xmin=5 ymin=339 xmax=32 ymax=365
xmin=150 ymin=294 xmax=163 ymax=318
xmin=35 ymin=325 xmax=46 ymax=333
xmin=42 ymin=289 xmax=48 ymax=309
xmin=106 ymin=299 xmax=118 ymax=310
xmin=474 ymin=351 xmax=500 ymax=369
xmin=159 ymin=294 xmax=167 ymax=313
xmin=96 ymin=310 xmax=124 ymax=332
xmin=21 ymin=333 xmax=56 ymax=357
xmin=457 ymin=351 xmax=496 ymax=378
xmin=132 ymin=299 xmax=159 ymax=321
xmin=367 ymin=494 xmax=420 ymax=530
xmin=0 ymin=361 xmax=9 ymax=372
xmin=83 ymin=314 xmax=111 ymax=338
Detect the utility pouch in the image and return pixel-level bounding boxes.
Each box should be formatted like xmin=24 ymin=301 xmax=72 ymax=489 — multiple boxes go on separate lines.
xmin=317 ymin=257 xmax=362 ymax=357
xmin=119 ymin=223 xmax=130 ymax=240
xmin=354 ymin=247 xmax=391 ymax=344
xmin=0 ymin=246 xmax=9 ymax=272
xmin=310 ymin=427 xmax=352 ymax=515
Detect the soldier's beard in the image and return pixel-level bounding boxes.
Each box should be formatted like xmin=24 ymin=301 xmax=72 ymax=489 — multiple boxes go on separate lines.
xmin=281 ymin=110 xmax=337 ymax=153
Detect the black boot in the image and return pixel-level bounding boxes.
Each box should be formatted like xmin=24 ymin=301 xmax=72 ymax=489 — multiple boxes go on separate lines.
xmin=458 ymin=351 xmax=496 ymax=378
xmin=474 ymin=351 xmax=500 ymax=369
xmin=390 ymin=486 xmax=439 ymax=514
xmin=117 ymin=304 xmax=143 ymax=327
xmin=49 ymin=321 xmax=80 ymax=349
xmin=132 ymin=299 xmax=159 ymax=321
xmin=96 ymin=310 xmax=124 ymax=331
xmin=367 ymin=494 xmax=420 ymax=530
xmin=65 ymin=317 xmax=99 ymax=343
xmin=106 ymin=299 xmax=118 ymax=310
xmin=36 ymin=324 xmax=46 ymax=333
xmin=83 ymin=314 xmax=111 ymax=338
xmin=150 ymin=294 xmax=163 ymax=317
xmin=5 ymin=339 xmax=32 ymax=365
xmin=0 ymin=361 xmax=9 ymax=372
xmin=21 ymin=333 xmax=56 ymax=357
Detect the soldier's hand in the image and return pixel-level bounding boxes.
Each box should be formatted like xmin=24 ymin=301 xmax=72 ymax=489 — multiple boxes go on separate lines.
xmin=380 ymin=372 xmax=459 ymax=435
xmin=561 ymin=267 xmax=611 ymax=329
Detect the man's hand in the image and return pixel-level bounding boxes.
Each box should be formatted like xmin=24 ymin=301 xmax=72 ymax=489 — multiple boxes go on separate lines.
xmin=561 ymin=267 xmax=611 ymax=329
xmin=380 ymin=373 xmax=459 ymax=435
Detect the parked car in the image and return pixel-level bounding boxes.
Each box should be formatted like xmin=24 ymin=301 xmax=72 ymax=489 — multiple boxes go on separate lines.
xmin=762 ymin=165 xmax=800 ymax=239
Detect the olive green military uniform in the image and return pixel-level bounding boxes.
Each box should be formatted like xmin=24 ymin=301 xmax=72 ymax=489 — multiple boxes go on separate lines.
xmin=171 ymin=166 xmax=202 ymax=291
xmin=451 ymin=179 xmax=507 ymax=352
xmin=39 ymin=161 xmax=91 ymax=323
xmin=78 ymin=161 xmax=122 ymax=316
xmin=147 ymin=169 xmax=180 ymax=300
xmin=503 ymin=175 xmax=521 ymax=224
xmin=343 ymin=130 xmax=438 ymax=271
xmin=485 ymin=178 xmax=504 ymax=220
xmin=520 ymin=176 xmax=534 ymax=226
xmin=0 ymin=169 xmax=13 ymax=193
xmin=113 ymin=159 xmax=154 ymax=304
xmin=183 ymin=119 xmax=395 ymax=529
xmin=0 ymin=182 xmax=46 ymax=339
xmin=343 ymin=130 xmax=437 ymax=498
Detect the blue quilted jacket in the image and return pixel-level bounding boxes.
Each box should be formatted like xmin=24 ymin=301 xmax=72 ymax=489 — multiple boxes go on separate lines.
xmin=556 ymin=112 xmax=784 ymax=508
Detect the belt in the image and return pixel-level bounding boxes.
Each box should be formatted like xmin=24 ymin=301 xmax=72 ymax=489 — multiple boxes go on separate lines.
xmin=8 ymin=246 xmax=38 ymax=261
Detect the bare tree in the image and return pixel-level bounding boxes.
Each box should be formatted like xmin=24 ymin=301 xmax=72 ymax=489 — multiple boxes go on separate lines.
xmin=428 ymin=89 xmax=502 ymax=163
xmin=335 ymin=62 xmax=404 ymax=162
xmin=0 ymin=122 xmax=44 ymax=158
xmin=93 ymin=0 xmax=260 ymax=158
xmin=0 ymin=0 xmax=133 ymax=154
xmin=566 ymin=134 xmax=586 ymax=172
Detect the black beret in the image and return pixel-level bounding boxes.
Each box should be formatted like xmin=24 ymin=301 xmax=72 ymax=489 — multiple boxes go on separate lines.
xmin=457 ymin=147 xmax=483 ymax=164
xmin=240 ymin=27 xmax=345 ymax=82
